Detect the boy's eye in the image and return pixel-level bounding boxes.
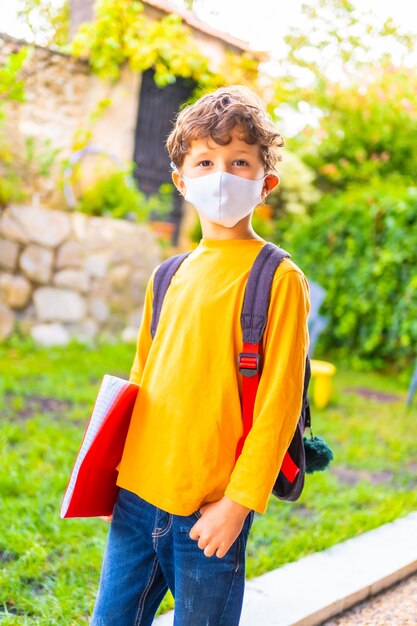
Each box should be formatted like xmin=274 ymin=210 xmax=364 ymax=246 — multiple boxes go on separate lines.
xmin=197 ymin=160 xmax=213 ymax=167
xmin=233 ymin=160 xmax=249 ymax=166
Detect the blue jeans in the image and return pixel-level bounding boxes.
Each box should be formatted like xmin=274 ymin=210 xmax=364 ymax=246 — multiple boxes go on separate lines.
xmin=90 ymin=488 xmax=255 ymax=626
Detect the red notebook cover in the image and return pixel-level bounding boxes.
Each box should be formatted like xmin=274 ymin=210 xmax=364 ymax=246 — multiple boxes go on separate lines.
xmin=60 ymin=375 xmax=139 ymax=519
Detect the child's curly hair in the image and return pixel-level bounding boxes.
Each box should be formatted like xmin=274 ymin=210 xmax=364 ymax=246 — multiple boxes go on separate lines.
xmin=166 ymin=85 xmax=284 ymax=174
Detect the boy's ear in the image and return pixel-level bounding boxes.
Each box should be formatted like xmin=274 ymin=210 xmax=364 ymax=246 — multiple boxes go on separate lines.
xmin=172 ymin=171 xmax=186 ymax=197
xmin=263 ymin=174 xmax=279 ymax=200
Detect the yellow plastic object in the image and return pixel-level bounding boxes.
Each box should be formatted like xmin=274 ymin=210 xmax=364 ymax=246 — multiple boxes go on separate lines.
xmin=310 ymin=359 xmax=336 ymax=409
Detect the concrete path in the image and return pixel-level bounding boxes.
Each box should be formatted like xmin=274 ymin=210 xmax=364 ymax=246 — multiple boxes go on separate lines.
xmin=155 ymin=511 xmax=417 ymax=626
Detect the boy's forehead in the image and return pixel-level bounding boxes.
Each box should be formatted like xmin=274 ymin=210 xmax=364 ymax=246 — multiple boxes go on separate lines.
xmin=188 ymin=131 xmax=259 ymax=155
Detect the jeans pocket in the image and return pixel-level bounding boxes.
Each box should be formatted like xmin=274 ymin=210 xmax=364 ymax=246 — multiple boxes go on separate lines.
xmin=242 ymin=510 xmax=255 ymax=543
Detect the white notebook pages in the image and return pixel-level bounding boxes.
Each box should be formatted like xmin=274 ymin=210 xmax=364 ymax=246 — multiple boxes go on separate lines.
xmin=60 ymin=375 xmax=136 ymax=518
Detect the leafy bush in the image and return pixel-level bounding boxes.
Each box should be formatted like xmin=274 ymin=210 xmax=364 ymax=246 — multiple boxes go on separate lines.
xmin=273 ymin=177 xmax=417 ymax=370
xmin=75 ymin=171 xmax=173 ymax=222
xmin=268 ymin=151 xmax=321 ymax=218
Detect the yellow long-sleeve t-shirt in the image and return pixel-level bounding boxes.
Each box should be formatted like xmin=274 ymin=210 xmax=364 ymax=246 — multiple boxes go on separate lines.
xmin=116 ymin=237 xmax=311 ymax=515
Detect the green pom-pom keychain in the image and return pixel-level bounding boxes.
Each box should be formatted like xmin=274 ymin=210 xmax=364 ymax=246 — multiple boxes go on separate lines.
xmin=303 ymin=426 xmax=334 ymax=474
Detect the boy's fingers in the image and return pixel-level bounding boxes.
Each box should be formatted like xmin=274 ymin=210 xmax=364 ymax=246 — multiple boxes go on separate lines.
xmin=215 ymin=546 xmax=227 ymax=559
xmin=100 ymin=515 xmax=113 ymax=522
xmin=203 ymin=540 xmax=229 ymax=559
xmin=198 ymin=537 xmax=208 ymax=551
xmin=203 ymin=543 xmax=216 ymax=558
xmin=189 ymin=523 xmax=200 ymax=540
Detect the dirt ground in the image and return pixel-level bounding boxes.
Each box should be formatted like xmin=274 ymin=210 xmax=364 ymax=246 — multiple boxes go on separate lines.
xmin=322 ymin=572 xmax=417 ymax=626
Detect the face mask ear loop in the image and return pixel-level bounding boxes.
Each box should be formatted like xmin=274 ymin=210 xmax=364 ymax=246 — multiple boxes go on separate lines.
xmin=261 ymin=175 xmax=268 ymax=203
xmin=172 ymin=163 xmax=187 ymax=199
xmin=219 ymin=171 xmax=224 ymax=218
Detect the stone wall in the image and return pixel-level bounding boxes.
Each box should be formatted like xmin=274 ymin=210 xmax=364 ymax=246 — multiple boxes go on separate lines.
xmin=0 ymin=205 xmax=161 ymax=346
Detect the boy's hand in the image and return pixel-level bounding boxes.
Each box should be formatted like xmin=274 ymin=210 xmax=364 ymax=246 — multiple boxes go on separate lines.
xmin=100 ymin=514 xmax=113 ymax=522
xmin=189 ymin=496 xmax=251 ymax=559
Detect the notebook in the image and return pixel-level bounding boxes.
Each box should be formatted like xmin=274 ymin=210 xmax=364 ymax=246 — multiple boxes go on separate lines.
xmin=60 ymin=375 xmax=140 ymax=519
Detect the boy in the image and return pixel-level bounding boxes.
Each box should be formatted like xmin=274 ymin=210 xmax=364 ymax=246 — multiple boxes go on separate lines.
xmin=90 ymin=85 xmax=310 ymax=625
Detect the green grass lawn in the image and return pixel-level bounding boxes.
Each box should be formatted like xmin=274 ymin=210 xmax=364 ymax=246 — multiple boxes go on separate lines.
xmin=1 ymin=334 xmax=416 ymax=625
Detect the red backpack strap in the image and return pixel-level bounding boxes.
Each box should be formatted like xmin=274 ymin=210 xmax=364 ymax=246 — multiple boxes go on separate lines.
xmin=235 ymin=243 xmax=299 ymax=483
xmin=235 ymin=342 xmax=260 ymax=459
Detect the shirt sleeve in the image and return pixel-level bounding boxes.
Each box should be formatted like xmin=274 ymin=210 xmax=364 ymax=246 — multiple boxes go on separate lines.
xmin=224 ymin=268 xmax=311 ymax=514
xmin=128 ymin=265 xmax=159 ymax=385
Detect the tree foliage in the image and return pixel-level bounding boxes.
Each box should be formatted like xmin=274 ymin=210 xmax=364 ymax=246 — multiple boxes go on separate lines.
xmin=299 ymin=64 xmax=417 ymax=192
xmin=272 ymin=0 xmax=415 ymax=110
xmin=70 ymin=0 xmax=261 ymax=92
xmin=17 ymin=0 xmax=70 ymax=48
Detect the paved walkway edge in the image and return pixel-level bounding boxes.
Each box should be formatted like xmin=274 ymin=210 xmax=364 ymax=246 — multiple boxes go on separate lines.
xmin=155 ymin=511 xmax=417 ymax=626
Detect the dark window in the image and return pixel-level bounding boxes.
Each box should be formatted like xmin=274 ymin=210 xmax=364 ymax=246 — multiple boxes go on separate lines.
xmin=133 ymin=69 xmax=195 ymax=245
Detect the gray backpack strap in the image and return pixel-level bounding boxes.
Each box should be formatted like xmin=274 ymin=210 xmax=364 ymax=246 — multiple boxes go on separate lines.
xmin=151 ymin=243 xmax=291 ymax=343
xmin=150 ymin=251 xmax=193 ymax=340
xmin=241 ymin=242 xmax=291 ymax=344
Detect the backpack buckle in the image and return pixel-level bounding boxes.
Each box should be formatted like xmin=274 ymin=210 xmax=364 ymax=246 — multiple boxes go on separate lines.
xmin=238 ymin=352 xmax=260 ymax=378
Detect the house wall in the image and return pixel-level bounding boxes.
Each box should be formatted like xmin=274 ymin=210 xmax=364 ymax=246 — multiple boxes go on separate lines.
xmin=141 ymin=4 xmax=230 ymax=71
xmin=0 ymin=34 xmax=141 ymax=208
xmin=69 ymin=0 xmax=94 ymax=37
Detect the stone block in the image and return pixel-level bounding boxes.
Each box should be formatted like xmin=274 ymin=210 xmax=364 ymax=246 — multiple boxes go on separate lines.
xmin=33 ymin=287 xmax=86 ymax=322
xmin=31 ymin=322 xmax=70 ymax=346
xmin=67 ymin=318 xmax=99 ymax=342
xmin=10 ymin=205 xmax=71 ymax=247
xmin=0 ymin=239 xmax=20 ymax=271
xmin=13 ymin=302 xmax=36 ymax=322
xmin=0 ymin=273 xmax=32 ymax=309
xmin=55 ymin=240 xmax=84 ymax=269
xmin=0 ymin=211 xmax=29 ymax=244
xmin=107 ymin=264 xmax=131 ymax=289
xmin=88 ymin=297 xmax=109 ymax=322
xmin=85 ymin=221 xmax=116 ymax=251
xmin=84 ymin=254 xmax=109 ymax=278
xmin=71 ymin=212 xmax=89 ymax=242
xmin=0 ymin=302 xmax=15 ymax=339
xmin=19 ymin=244 xmax=54 ymax=283
xmin=53 ymin=269 xmax=90 ymax=292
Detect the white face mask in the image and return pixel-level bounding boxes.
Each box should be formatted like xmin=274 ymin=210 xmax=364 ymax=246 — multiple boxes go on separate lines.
xmin=181 ymin=171 xmax=266 ymax=228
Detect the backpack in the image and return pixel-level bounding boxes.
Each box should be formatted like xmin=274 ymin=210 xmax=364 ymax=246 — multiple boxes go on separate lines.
xmin=150 ymin=241 xmax=326 ymax=502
